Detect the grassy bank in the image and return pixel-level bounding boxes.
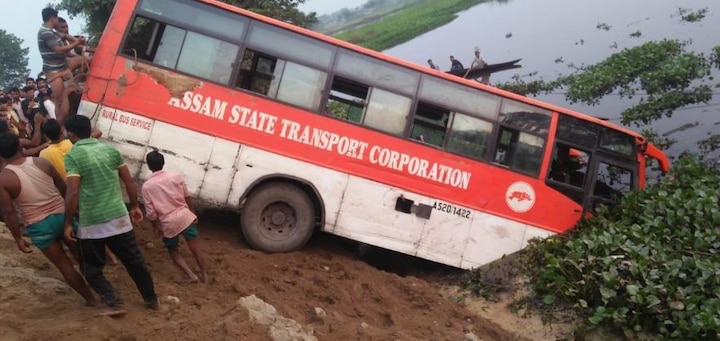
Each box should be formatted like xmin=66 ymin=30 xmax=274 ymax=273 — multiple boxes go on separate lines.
xmin=334 ymin=0 xmax=488 ymax=52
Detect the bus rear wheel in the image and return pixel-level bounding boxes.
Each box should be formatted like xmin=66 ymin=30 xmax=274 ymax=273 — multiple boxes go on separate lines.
xmin=240 ymin=182 xmax=315 ymax=253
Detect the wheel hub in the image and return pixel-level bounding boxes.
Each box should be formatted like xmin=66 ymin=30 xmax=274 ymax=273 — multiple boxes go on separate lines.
xmin=260 ymin=202 xmax=296 ymax=237
xmin=271 ymin=211 xmax=286 ymax=225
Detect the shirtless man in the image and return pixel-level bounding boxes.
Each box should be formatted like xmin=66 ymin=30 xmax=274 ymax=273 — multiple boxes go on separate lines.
xmin=56 ymin=17 xmax=95 ymax=59
xmin=0 ymin=132 xmax=98 ymax=306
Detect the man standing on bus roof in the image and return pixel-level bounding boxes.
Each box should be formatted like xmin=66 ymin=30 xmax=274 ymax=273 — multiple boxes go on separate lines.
xmin=469 ymin=49 xmax=490 ymax=85
xmin=62 ymin=115 xmax=159 ymax=309
xmin=38 ymin=7 xmax=85 ymax=123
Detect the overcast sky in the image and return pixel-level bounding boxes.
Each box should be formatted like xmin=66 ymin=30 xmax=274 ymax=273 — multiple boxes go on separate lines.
xmin=0 ymin=4 xmax=83 ymax=80
xmin=2 ymin=1 xmax=368 ymax=79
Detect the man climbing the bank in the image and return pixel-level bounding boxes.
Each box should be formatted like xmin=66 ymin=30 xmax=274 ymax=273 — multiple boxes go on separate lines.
xmin=0 ymin=132 xmax=98 ymax=307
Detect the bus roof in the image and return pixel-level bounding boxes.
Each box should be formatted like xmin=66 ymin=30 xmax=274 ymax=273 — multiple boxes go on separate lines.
xmin=199 ymin=0 xmax=650 ymax=144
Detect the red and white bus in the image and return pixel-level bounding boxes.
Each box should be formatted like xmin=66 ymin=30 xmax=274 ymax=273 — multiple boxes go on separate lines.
xmin=79 ymin=0 xmax=670 ymax=269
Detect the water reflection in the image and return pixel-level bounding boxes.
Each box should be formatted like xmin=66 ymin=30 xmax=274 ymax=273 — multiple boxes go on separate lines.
xmin=384 ymin=0 xmax=720 ymax=158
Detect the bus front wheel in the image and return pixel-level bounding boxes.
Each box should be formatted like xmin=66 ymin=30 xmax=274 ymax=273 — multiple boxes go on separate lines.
xmin=240 ymin=182 xmax=315 ymax=253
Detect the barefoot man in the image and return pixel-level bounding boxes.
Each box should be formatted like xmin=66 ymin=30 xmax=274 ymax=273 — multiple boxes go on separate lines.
xmin=142 ymin=150 xmax=208 ymax=283
xmin=0 ymin=132 xmax=98 ymax=306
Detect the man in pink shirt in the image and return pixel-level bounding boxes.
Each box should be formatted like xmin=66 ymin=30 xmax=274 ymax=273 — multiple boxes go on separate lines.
xmin=141 ymin=150 xmax=207 ymax=282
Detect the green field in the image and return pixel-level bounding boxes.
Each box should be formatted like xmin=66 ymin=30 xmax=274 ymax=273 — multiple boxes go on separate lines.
xmin=334 ymin=0 xmax=489 ymax=52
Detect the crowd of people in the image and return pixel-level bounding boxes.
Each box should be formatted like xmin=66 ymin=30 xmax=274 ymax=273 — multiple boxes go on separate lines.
xmin=1 ymin=9 xmax=91 ymax=147
xmin=0 ymin=7 xmax=208 ymax=314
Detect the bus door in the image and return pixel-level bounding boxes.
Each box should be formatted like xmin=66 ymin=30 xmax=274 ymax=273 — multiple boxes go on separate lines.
xmin=584 ymin=153 xmax=638 ymax=212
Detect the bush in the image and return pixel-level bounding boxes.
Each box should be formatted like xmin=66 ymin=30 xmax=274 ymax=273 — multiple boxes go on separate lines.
xmin=522 ymin=156 xmax=720 ymax=339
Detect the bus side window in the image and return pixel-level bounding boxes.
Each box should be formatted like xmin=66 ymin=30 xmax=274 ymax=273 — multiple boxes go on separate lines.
xmin=123 ymin=17 xmax=185 ymax=66
xmin=236 ymin=49 xmax=327 ymax=111
xmin=493 ymin=127 xmax=545 ymax=176
xmin=326 ymin=77 xmax=367 ymax=124
xmin=175 ymin=32 xmax=238 ymax=84
xmin=237 ymin=50 xmax=282 ymax=97
xmin=446 ymin=113 xmax=493 ymax=160
xmin=363 ymin=88 xmax=411 ymax=135
xmin=410 ymin=102 xmax=450 ymax=147
xmin=123 ymin=16 xmax=238 ymax=84
xmin=594 ymin=162 xmax=633 ymax=201
xmin=326 ymin=76 xmax=411 ymax=136
xmin=548 ymin=144 xmax=589 ymax=188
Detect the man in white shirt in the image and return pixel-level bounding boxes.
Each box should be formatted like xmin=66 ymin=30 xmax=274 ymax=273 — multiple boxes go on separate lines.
xmin=470 ymin=50 xmax=490 ymax=85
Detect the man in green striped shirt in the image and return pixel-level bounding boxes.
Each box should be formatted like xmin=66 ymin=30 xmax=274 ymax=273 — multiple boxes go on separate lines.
xmin=63 ymin=115 xmax=158 ymax=309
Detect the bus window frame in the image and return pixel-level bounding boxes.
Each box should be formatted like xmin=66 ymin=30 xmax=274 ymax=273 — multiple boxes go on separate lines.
xmin=234 ymin=46 xmax=332 ymax=112
xmin=325 ymin=76 xmax=370 ymax=124
xmin=416 ymin=74 xmax=501 ymax=122
xmin=408 ymin=100 xmax=453 ymax=148
xmin=333 ymin=48 xmax=421 ymax=98
xmin=545 ymin=142 xmax=593 ymax=205
xmin=244 ymin=20 xmax=337 ymax=72
xmin=485 ymin=99 xmax=551 ymax=178
xmin=403 ymin=73 xmax=502 ymax=158
xmin=119 ymin=13 xmax=247 ymax=88
xmin=444 ymin=111 xmax=496 ymax=161
xmin=598 ymin=128 xmax=637 ymax=161
xmin=136 ymin=0 xmax=248 ymax=45
xmin=547 ymin=120 xmax=640 ymax=209
xmin=586 ymin=153 xmax=638 ymax=212
xmin=320 ymin=47 xmax=423 ymax=138
xmin=490 ymin=124 xmax=547 ymax=177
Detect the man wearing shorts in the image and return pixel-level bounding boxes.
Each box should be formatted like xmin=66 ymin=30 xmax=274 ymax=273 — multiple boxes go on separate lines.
xmin=142 ymin=150 xmax=207 ymax=283
xmin=0 ymin=132 xmax=97 ymax=306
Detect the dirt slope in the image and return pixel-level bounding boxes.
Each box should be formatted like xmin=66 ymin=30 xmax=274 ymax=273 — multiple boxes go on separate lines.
xmin=0 ymin=211 xmax=529 ymax=341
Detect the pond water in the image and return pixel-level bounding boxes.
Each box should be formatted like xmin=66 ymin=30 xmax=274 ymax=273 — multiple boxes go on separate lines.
xmin=383 ymin=0 xmax=720 ymax=158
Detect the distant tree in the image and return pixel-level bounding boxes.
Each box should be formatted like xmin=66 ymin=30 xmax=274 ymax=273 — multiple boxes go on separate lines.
xmin=55 ymin=0 xmax=317 ymax=43
xmin=0 ymin=29 xmax=30 ymax=90
xmin=231 ymin=0 xmax=317 ymax=27
xmin=496 ymin=39 xmax=719 ymax=154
